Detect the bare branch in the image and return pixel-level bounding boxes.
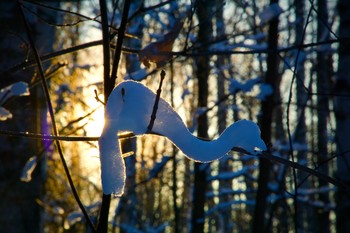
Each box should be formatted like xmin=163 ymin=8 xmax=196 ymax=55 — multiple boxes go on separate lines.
xmin=147 ymin=70 xmax=166 ymax=132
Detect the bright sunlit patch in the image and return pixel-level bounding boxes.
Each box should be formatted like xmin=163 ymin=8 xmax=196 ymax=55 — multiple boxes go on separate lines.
xmin=81 ymin=67 xmax=105 ymax=136
xmin=73 ymin=66 xmax=105 ymax=187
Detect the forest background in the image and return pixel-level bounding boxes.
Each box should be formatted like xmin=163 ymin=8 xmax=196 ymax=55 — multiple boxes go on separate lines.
xmin=1 ymin=0 xmax=350 ymax=232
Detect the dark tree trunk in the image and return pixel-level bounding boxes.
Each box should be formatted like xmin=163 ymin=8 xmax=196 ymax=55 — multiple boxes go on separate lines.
xmin=316 ymin=0 xmax=332 ymax=232
xmin=335 ymin=1 xmax=350 ymax=233
xmin=191 ymin=1 xmax=212 ymax=232
xmin=253 ymin=0 xmax=280 ymax=232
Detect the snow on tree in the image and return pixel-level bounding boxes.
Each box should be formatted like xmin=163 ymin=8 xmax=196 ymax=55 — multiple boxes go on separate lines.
xmin=99 ymin=80 xmax=266 ymax=195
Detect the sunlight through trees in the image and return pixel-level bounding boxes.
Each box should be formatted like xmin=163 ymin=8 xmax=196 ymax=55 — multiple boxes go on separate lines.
xmin=0 ymin=0 xmax=349 ymax=232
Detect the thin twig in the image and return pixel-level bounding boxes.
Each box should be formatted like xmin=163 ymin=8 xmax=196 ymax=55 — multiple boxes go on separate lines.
xmin=0 ymin=129 xmax=98 ymax=141
xmin=21 ymin=3 xmax=100 ymax=27
xmin=258 ymin=151 xmax=350 ymax=192
xmin=1 ymin=127 xmax=348 ymax=193
xmin=17 ymin=1 xmax=96 ymax=231
xmin=94 ymin=89 xmax=105 ymax=105
xmin=23 ymin=0 xmax=137 ymax=39
xmin=308 ymin=0 xmax=338 ymax=39
xmin=128 ymin=0 xmax=174 ymax=22
xmin=0 ymin=129 xmax=136 ymax=143
xmin=4 ymin=38 xmax=347 ymax=76
xmin=286 ymin=5 xmax=313 ymax=231
xmin=147 ymin=70 xmax=166 ymax=132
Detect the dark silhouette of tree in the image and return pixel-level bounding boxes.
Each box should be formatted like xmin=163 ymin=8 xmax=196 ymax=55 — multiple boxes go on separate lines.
xmin=335 ymin=1 xmax=350 ymax=232
xmin=316 ymin=0 xmax=332 ymax=232
xmin=253 ymin=0 xmax=280 ymax=232
xmin=191 ymin=0 xmax=213 ymax=232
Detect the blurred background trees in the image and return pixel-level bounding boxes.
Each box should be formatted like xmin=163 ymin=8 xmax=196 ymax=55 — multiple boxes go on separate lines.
xmin=0 ymin=0 xmax=349 ymax=232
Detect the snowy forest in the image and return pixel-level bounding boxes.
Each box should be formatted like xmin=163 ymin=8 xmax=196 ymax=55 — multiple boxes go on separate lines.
xmin=1 ymin=0 xmax=350 ymax=232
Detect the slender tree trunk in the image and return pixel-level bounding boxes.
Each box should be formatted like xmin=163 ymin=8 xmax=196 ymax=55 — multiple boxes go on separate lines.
xmin=335 ymin=1 xmax=350 ymax=233
xmin=316 ymin=0 xmax=331 ymax=232
xmin=191 ymin=1 xmax=212 ymax=232
xmin=253 ymin=0 xmax=279 ymax=232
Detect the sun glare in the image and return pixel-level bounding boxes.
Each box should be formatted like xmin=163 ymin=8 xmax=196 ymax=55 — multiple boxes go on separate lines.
xmin=73 ymin=65 xmax=105 ymax=182
xmin=80 ymin=66 xmax=105 ymax=136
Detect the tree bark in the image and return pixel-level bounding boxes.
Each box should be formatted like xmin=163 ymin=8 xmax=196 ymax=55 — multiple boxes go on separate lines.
xmin=335 ymin=1 xmax=350 ymax=233
xmin=253 ymin=0 xmax=279 ymax=232
xmin=191 ymin=1 xmax=212 ymax=232
xmin=316 ymin=0 xmax=331 ymax=232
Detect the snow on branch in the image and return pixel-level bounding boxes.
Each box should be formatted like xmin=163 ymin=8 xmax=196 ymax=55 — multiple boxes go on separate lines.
xmin=0 ymin=82 xmax=30 ymax=121
xmin=259 ymin=3 xmax=284 ymax=26
xmin=99 ymin=80 xmax=266 ymax=195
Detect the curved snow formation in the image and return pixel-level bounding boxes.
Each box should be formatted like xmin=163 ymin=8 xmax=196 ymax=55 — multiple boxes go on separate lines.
xmin=99 ymin=80 xmax=266 ymax=195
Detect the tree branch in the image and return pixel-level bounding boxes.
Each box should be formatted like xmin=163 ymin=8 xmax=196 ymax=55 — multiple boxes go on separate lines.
xmin=109 ymin=0 xmax=131 ymax=94
xmin=147 ymin=70 xmax=166 ymax=132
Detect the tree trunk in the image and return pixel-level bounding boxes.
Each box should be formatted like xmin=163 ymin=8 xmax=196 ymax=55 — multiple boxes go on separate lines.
xmin=335 ymin=1 xmax=350 ymax=233
xmin=191 ymin=1 xmax=212 ymax=232
xmin=316 ymin=0 xmax=331 ymax=232
xmin=253 ymin=0 xmax=279 ymax=232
